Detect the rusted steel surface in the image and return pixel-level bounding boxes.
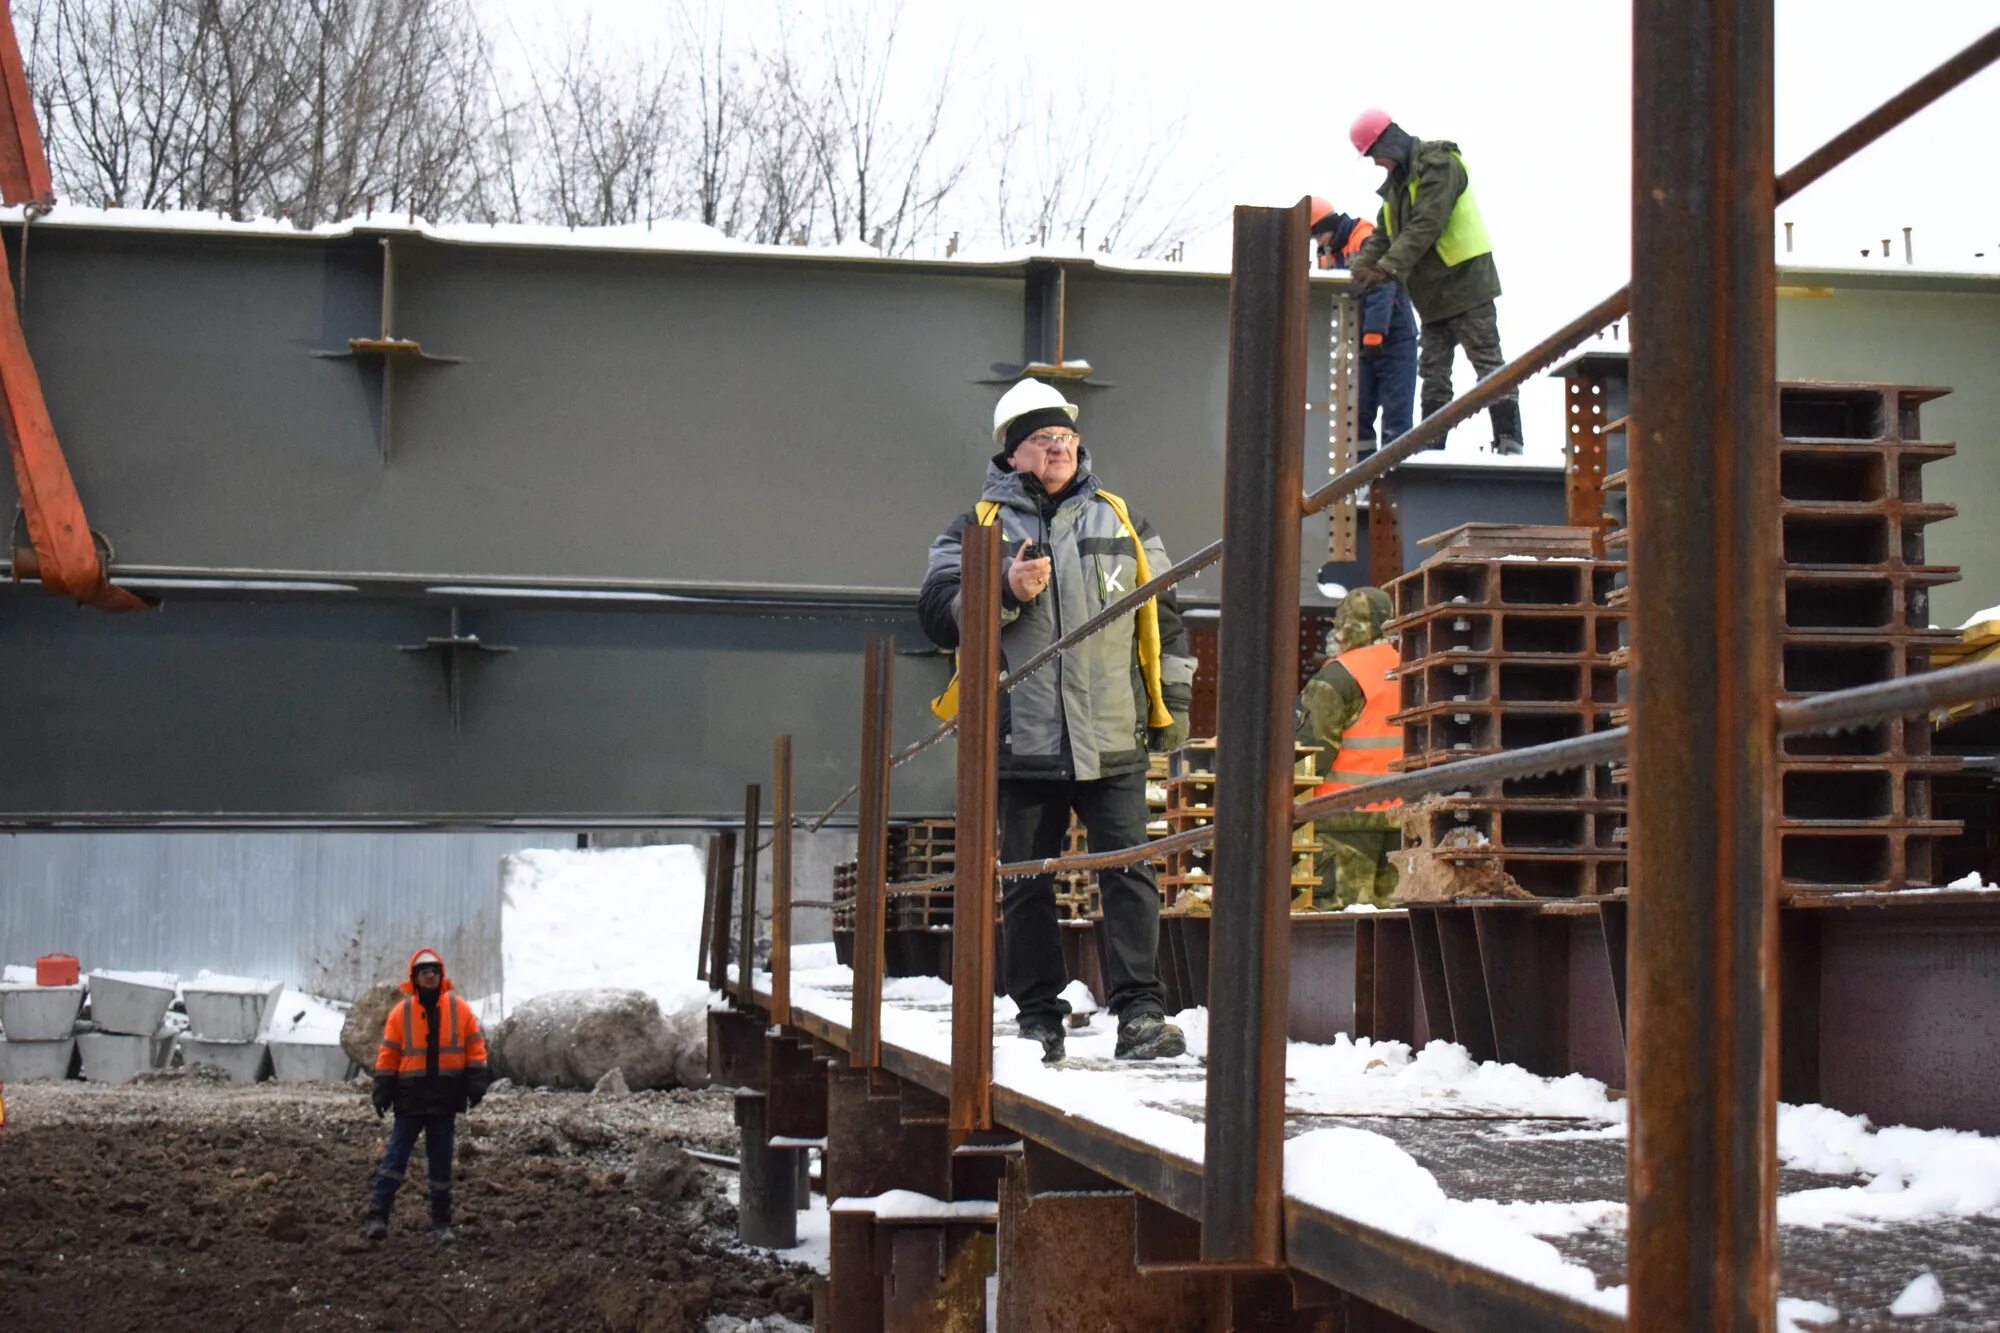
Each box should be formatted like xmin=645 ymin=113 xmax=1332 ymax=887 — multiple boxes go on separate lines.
xmin=734 ymin=1090 xmax=800 ymax=1248
xmin=881 ymin=1225 xmax=994 ymax=1333
xmin=826 ymin=1208 xmax=885 ymax=1333
xmin=851 ymin=637 xmax=893 ymax=1069
xmin=1367 ymin=472 xmax=1403 ymax=591
xmin=950 ymin=524 xmax=1000 ymax=1137
xmin=1563 ymin=364 xmax=1616 ymax=536
xmin=771 ymin=735 xmax=794 ymax=1026
xmin=705 ymin=829 xmax=738 ymax=986
xmin=826 ymin=1064 xmax=950 ymax=1202
xmin=765 ymin=1032 xmax=829 ymax=1140
xmin=1201 ymin=200 xmax=1309 ymax=1268
xmin=737 ymin=782 xmax=761 ymax=1005
xmin=1328 ymin=292 xmax=1359 ymax=563
xmin=1626 ymin=0 xmax=1780 ymax=1326
xmin=996 ymin=1157 xmax=1209 ymax=1333
xmin=0 ymin=0 xmax=50 ymax=206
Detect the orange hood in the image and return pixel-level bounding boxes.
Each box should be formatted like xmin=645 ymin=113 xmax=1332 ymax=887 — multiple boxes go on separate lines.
xmin=399 ymin=946 xmax=456 ymax=996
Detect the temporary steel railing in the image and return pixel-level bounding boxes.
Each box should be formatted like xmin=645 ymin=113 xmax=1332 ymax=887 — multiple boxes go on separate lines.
xmin=727 ymin=18 xmax=2000 ymax=1327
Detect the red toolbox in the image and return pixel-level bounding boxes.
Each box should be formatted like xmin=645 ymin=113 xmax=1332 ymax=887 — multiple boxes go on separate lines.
xmin=35 ymin=953 xmax=79 ymax=986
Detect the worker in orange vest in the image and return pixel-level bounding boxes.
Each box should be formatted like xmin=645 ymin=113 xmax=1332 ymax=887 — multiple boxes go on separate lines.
xmin=1297 ymin=588 xmax=1403 ymax=908
xmin=363 ymin=947 xmax=490 ymax=1244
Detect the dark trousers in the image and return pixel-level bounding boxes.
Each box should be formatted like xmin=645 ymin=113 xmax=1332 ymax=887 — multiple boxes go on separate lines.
xmin=370 ymin=1111 xmax=455 ymax=1223
xmin=999 ymin=768 xmax=1167 ymax=1025
xmin=1357 ymin=335 xmax=1417 ymax=453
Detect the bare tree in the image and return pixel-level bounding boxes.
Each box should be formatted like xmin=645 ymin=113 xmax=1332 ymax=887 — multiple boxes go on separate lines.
xmin=518 ymin=20 xmax=681 ymax=228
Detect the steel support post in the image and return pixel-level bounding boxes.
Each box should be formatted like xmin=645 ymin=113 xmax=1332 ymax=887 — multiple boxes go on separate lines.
xmin=737 ymin=782 xmax=761 ymax=1005
xmin=950 ymin=523 xmax=1001 ymax=1137
xmin=1627 ymin=0 xmax=1779 ymax=1327
xmin=771 ymin=735 xmax=795 ymax=1026
xmin=706 ymin=829 xmax=738 ymax=987
xmin=735 ymin=1090 xmax=801 ymax=1248
xmin=1201 ymin=201 xmax=1310 ymax=1267
xmin=851 ymin=637 xmax=894 ymax=1069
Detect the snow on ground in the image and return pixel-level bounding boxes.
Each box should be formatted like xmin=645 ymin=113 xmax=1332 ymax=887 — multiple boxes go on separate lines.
xmin=777 ymin=948 xmax=2000 ymax=1324
xmin=499 ymin=845 xmax=710 ymax=1018
xmin=186 ymin=970 xmax=281 ymax=994
xmin=1891 ymin=1273 xmax=1944 ymax=1318
xmin=1948 ymin=870 xmax=1994 ymax=891
xmin=87 ymin=969 xmax=179 ymax=989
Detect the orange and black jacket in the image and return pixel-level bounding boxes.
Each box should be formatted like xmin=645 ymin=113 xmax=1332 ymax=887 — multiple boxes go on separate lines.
xmin=373 ymin=947 xmax=491 ymax=1116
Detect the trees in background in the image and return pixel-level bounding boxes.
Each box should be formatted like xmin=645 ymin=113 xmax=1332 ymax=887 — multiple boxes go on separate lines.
xmin=17 ymin=0 xmax=1212 ymax=257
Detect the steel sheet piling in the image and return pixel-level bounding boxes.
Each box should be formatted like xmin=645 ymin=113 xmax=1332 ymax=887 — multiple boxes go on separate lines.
xmin=1200 ymin=201 xmax=1310 ymax=1268
xmin=851 ymin=637 xmax=893 ymax=1069
xmin=737 ymin=783 xmax=761 ymax=1005
xmin=706 ymin=829 xmax=738 ymax=989
xmin=1627 ymin=1 xmax=1780 ymax=1326
xmin=771 ymin=736 xmax=794 ymax=1026
xmin=950 ymin=523 xmax=1001 ymax=1137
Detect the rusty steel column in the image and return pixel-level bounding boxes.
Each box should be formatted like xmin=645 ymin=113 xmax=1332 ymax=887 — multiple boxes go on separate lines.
xmin=737 ymin=783 xmax=762 ymax=1004
xmin=772 ymin=735 xmax=795 ymax=1026
xmin=1201 ymin=200 xmax=1310 ymax=1267
xmin=706 ymin=829 xmax=738 ymax=988
xmin=950 ymin=524 xmax=1001 ymax=1137
xmin=851 ymin=638 xmax=894 ymax=1069
xmin=1627 ymin=0 xmax=1779 ymax=1328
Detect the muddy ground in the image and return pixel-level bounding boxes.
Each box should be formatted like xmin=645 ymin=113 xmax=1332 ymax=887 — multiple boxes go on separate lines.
xmin=0 ymin=1072 xmax=816 ymax=1332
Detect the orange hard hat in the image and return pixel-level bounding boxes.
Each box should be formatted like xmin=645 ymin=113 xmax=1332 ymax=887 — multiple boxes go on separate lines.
xmin=1309 ymin=197 xmax=1337 ymax=233
xmin=1349 ymin=108 xmax=1393 ymax=157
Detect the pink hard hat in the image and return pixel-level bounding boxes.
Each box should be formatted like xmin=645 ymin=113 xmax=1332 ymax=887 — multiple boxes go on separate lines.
xmin=1349 ymin=108 xmax=1393 ymax=157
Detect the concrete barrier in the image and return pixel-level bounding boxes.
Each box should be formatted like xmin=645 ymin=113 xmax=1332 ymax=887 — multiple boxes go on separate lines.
xmin=269 ymin=1041 xmax=354 ymax=1084
xmin=183 ymin=982 xmax=282 ymax=1042
xmin=78 ymin=1030 xmax=174 ymax=1083
xmin=0 ymin=1036 xmax=76 ymax=1082
xmin=178 ymin=1038 xmax=271 ymax=1084
xmin=87 ymin=973 xmax=177 ymax=1037
xmin=0 ymin=986 xmax=85 ymax=1041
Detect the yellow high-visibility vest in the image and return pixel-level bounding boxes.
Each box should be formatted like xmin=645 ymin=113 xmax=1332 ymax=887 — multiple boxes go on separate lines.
xmin=1385 ymin=150 xmax=1493 ymax=268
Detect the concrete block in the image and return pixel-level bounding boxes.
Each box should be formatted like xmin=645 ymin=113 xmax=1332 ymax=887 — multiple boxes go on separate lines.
xmin=0 ymin=1036 xmax=76 ymax=1082
xmin=178 ymin=1038 xmax=271 ymax=1084
xmin=0 ymin=986 xmax=86 ymax=1041
xmin=269 ymin=1040 xmax=354 ymax=1084
xmin=183 ymin=983 xmax=283 ymax=1042
xmin=87 ymin=974 xmax=177 ymax=1037
xmin=78 ymin=1030 xmax=174 ymax=1083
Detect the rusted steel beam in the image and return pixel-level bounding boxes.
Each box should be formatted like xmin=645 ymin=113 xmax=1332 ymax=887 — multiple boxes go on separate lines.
xmin=0 ymin=0 xmax=51 ymax=207
xmin=771 ymin=735 xmax=795 ymax=1026
xmin=1200 ymin=200 xmax=1310 ymax=1268
xmin=1626 ymin=0 xmax=1779 ymax=1327
xmin=1366 ymin=472 xmax=1404 ymax=590
xmin=705 ymin=829 xmax=738 ymax=987
xmin=851 ymin=637 xmax=893 ymax=1069
xmin=949 ymin=523 xmax=1001 ymax=1137
xmin=737 ymin=782 xmax=761 ymax=1005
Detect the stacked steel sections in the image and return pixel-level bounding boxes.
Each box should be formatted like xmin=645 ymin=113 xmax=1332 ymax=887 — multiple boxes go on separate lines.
xmin=1160 ymin=740 xmax=1321 ymax=904
xmin=1388 ymin=524 xmax=1627 ymax=897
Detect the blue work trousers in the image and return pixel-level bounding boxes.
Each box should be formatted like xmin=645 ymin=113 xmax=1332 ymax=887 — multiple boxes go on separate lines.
xmin=1357 ymin=334 xmax=1418 ymax=455
xmin=369 ymin=1111 xmax=455 ymax=1220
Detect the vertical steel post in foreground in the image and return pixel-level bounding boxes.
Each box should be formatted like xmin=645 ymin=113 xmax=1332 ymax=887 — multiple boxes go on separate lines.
xmin=1627 ymin=0 xmax=1779 ymax=1326
xmin=851 ymin=637 xmax=894 ymax=1069
xmin=1200 ymin=201 xmax=1310 ymax=1267
xmin=950 ymin=523 xmax=1002 ymax=1137
xmin=737 ymin=783 xmax=762 ymax=1005
xmin=771 ymin=735 xmax=795 ymax=1027
xmin=706 ymin=829 xmax=738 ymax=988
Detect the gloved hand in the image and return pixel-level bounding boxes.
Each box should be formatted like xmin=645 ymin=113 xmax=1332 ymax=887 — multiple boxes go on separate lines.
xmin=464 ymin=1066 xmax=491 ymax=1110
xmin=1148 ymin=685 xmax=1193 ymax=753
xmin=1350 ymin=263 xmax=1392 ymax=291
xmin=1359 ymin=331 xmax=1385 ymax=362
xmin=371 ymin=1075 xmax=394 ymax=1118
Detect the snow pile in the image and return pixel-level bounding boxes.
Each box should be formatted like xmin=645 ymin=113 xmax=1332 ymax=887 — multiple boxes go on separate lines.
xmin=1947 ymin=870 xmax=1994 ymax=890
xmin=1777 ymin=1102 xmax=2000 ymax=1226
xmin=1957 ymin=605 xmax=2000 ymax=629
xmin=500 ymin=845 xmax=710 ymax=1016
xmin=265 ymin=987 xmax=350 ymax=1043
xmin=1285 ymin=1127 xmax=1626 ymax=1314
xmin=1 ymin=963 xmax=81 ymax=990
xmin=1890 ymin=1272 xmax=1943 ymax=1318
xmin=491 ymin=987 xmax=704 ymax=1090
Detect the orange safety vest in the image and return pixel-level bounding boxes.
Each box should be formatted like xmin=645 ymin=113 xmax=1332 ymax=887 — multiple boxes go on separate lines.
xmin=1313 ymin=640 xmax=1404 ymax=811
xmin=375 ymin=990 xmax=488 ymax=1084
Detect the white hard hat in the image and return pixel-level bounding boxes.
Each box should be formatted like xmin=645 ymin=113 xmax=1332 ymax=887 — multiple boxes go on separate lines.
xmin=992 ymin=379 xmax=1080 ymax=448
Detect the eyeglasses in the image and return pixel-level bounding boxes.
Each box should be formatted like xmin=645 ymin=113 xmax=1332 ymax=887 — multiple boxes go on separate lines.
xmin=1022 ymin=430 xmax=1079 ymax=449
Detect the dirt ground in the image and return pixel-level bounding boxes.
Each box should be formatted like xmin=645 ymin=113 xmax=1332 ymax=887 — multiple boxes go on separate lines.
xmin=0 ymin=1072 xmax=817 ymax=1332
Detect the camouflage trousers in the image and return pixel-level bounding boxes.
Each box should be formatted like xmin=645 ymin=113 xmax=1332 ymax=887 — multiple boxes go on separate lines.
xmin=1417 ymin=299 xmax=1513 ymax=413
xmin=1314 ymin=823 xmax=1400 ymax=910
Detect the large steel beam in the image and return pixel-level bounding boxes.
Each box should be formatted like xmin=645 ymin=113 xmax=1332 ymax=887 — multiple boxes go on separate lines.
xmin=950 ymin=523 xmax=1000 ymax=1137
xmin=1626 ymin=0 xmax=1779 ymax=1328
xmin=1200 ymin=200 xmax=1310 ymax=1267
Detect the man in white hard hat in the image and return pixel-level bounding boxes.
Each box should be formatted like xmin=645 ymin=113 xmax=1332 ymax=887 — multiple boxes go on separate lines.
xmin=919 ymin=380 xmax=1196 ymax=1064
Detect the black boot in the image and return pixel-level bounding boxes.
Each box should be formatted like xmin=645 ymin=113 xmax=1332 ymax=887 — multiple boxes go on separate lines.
xmin=1016 ymin=1017 xmax=1066 ymax=1065
xmin=1489 ymin=399 xmax=1524 ymax=456
xmin=429 ymin=1185 xmax=455 ymax=1244
xmin=1419 ymin=396 xmax=1452 ymax=451
xmin=362 ymin=1204 xmax=389 ymax=1242
xmin=1114 ymin=1009 xmax=1187 ymax=1061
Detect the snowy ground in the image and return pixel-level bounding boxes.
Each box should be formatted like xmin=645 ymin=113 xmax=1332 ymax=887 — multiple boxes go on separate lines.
xmin=762 ymin=958 xmax=2000 ymax=1330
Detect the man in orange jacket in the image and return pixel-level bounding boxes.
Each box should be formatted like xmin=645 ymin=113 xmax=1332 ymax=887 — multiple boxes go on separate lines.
xmin=363 ymin=947 xmax=490 ymax=1243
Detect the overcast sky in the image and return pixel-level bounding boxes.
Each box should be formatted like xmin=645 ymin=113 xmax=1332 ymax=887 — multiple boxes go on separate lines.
xmin=489 ymin=0 xmax=1998 ymax=457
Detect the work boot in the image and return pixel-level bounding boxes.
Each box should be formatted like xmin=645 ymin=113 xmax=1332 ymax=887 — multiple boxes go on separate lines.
xmin=433 ymin=1224 xmax=457 ymax=1246
xmin=1114 ymin=1010 xmax=1187 ymax=1061
xmin=361 ymin=1207 xmax=389 ymax=1243
xmin=1419 ymin=397 xmax=1452 ymax=451
xmin=1489 ymin=399 xmax=1524 ymax=456
xmin=1016 ymin=1017 xmax=1066 ymax=1065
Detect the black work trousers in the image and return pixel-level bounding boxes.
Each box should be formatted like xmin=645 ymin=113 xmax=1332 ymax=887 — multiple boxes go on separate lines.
xmin=999 ymin=768 xmax=1167 ymax=1026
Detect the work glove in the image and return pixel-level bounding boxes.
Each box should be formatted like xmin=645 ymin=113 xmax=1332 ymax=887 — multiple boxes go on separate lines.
xmin=371 ymin=1075 xmax=394 ymax=1118
xmin=1349 ymin=263 xmax=1392 ymax=291
xmin=1149 ymin=685 xmax=1193 ymax=753
xmin=464 ymin=1066 xmax=491 ymax=1110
